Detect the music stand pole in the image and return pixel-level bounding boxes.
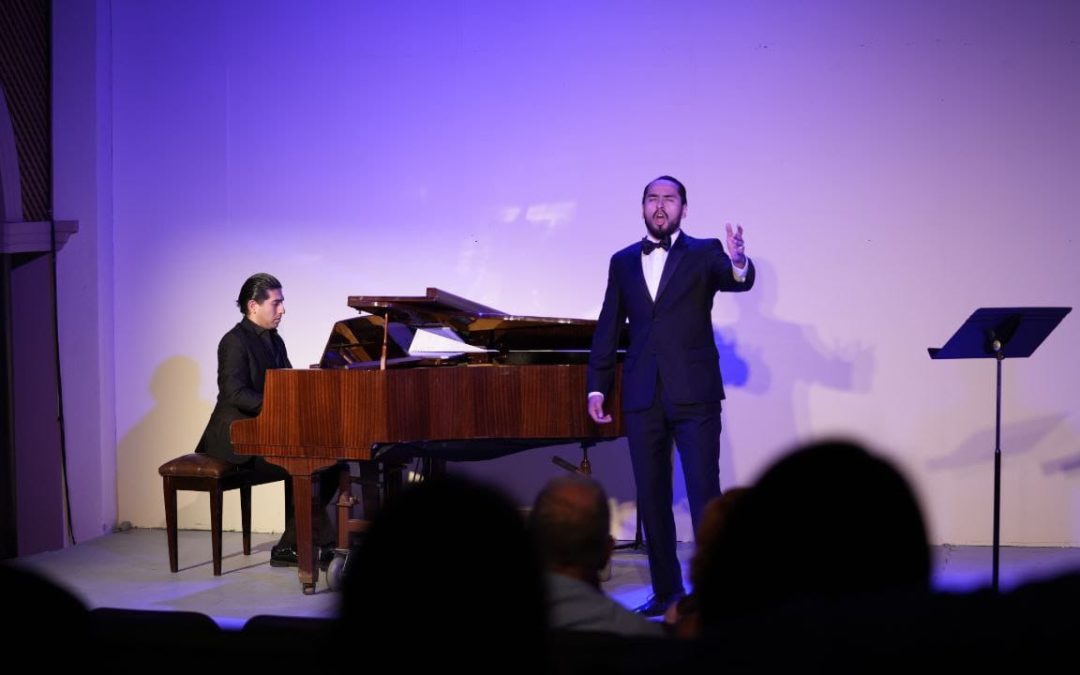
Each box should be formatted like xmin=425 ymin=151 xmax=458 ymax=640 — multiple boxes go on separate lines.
xmin=929 ymin=307 xmax=1071 ymax=593
xmin=992 ymin=343 xmax=1003 ymax=591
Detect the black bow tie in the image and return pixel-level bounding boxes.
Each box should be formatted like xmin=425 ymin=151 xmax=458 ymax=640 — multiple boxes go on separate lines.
xmin=642 ymin=235 xmax=672 ymax=255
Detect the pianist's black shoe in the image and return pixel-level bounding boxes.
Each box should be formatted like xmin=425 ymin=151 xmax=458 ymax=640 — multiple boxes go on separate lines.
xmin=270 ymin=544 xmax=298 ymax=567
xmin=270 ymin=543 xmax=335 ymax=569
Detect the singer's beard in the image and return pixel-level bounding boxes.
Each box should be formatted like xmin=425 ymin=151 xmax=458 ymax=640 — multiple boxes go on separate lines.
xmin=645 ymin=215 xmax=681 ymax=240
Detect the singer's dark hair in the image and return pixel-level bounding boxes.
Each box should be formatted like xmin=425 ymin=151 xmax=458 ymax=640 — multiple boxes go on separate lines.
xmin=642 ymin=175 xmax=688 ymax=205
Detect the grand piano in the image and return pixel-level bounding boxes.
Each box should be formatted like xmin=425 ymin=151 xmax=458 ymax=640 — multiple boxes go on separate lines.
xmin=231 ymin=288 xmax=625 ymax=592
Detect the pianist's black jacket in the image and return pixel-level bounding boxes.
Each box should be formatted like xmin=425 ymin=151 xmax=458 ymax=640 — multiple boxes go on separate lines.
xmin=196 ymin=317 xmax=291 ymax=463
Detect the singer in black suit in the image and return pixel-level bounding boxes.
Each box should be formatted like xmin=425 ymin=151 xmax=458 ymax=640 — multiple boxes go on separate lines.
xmin=587 ymin=176 xmax=756 ymax=616
xmin=196 ymin=272 xmax=337 ymax=566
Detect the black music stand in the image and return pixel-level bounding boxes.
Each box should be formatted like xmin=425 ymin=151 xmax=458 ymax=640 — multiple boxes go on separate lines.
xmin=929 ymin=307 xmax=1071 ymax=592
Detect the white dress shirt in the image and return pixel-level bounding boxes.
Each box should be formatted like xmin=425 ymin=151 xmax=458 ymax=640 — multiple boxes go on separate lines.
xmin=588 ymin=229 xmax=748 ymax=403
xmin=641 ymin=229 xmax=747 ymax=300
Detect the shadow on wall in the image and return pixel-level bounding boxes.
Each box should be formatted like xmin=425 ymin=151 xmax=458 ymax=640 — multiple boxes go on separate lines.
xmin=115 ymin=356 xmax=219 ymax=530
xmin=923 ymin=350 xmax=1078 ymax=475
xmin=464 ymin=256 xmax=879 ymax=542
xmin=924 ymin=379 xmax=1080 ymax=544
xmin=714 ymin=256 xmax=876 ymax=487
xmin=928 ymin=414 xmax=1070 ymax=472
xmin=1041 ymin=436 xmax=1080 ymax=476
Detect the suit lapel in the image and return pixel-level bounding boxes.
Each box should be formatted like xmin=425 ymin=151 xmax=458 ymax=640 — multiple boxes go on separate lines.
xmin=655 ymin=233 xmax=688 ymax=303
xmin=625 ymin=246 xmax=655 ymax=308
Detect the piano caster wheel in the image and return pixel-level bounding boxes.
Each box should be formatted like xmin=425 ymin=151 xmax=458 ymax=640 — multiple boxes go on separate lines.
xmin=302 ymin=582 xmax=317 ymax=595
xmin=326 ymin=551 xmax=348 ymax=592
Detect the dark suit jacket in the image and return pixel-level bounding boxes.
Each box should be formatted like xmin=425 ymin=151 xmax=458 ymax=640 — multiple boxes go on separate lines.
xmin=587 ymin=232 xmax=755 ymax=413
xmin=196 ymin=318 xmax=291 ymax=463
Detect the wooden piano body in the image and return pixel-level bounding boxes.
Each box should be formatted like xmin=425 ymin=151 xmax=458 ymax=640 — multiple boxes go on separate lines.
xmin=231 ymin=288 xmax=625 ymax=592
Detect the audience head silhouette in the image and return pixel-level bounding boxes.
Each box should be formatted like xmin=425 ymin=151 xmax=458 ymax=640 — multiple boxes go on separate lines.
xmin=664 ymin=486 xmax=750 ymax=638
xmin=5 ymin=563 xmax=89 ymax=662
xmin=529 ymin=474 xmax=611 ymax=584
xmin=697 ymin=439 xmax=931 ymax=623
xmin=339 ymin=474 xmax=547 ymax=669
xmin=689 ymin=486 xmax=749 ymax=592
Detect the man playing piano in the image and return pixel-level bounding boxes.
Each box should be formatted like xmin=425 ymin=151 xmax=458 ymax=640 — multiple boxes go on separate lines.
xmin=587 ymin=176 xmax=755 ymax=616
xmin=196 ymin=273 xmax=337 ymax=567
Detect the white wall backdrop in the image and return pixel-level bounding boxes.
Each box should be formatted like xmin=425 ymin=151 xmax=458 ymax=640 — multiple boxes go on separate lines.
xmin=63 ymin=0 xmax=1080 ymax=544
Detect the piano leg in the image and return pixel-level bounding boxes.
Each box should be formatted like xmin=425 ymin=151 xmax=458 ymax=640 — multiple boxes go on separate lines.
xmin=281 ymin=460 xmax=338 ymax=593
xmin=292 ymin=472 xmax=319 ymax=593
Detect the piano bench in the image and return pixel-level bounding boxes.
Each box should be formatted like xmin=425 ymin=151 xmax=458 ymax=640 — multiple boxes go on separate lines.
xmin=158 ymin=453 xmax=283 ymax=576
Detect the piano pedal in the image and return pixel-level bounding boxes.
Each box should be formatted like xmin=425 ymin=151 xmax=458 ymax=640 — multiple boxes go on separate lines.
xmin=552 ymin=455 xmax=588 ymax=475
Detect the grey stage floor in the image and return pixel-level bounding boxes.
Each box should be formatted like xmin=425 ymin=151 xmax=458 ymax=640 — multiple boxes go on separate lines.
xmin=10 ymin=528 xmax=1080 ymax=629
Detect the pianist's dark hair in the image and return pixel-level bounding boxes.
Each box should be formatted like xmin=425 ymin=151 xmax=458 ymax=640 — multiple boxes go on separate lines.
xmin=642 ymin=175 xmax=688 ymax=205
xmin=236 ymin=273 xmax=282 ymax=315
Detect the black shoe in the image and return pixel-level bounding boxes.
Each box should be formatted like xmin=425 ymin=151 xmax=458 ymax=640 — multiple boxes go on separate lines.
xmin=271 ymin=543 xmax=336 ymax=570
xmin=270 ymin=544 xmax=299 ymax=567
xmin=634 ymin=593 xmax=684 ymax=618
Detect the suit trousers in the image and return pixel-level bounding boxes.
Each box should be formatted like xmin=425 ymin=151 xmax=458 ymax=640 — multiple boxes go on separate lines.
xmin=625 ymin=375 xmax=722 ymax=599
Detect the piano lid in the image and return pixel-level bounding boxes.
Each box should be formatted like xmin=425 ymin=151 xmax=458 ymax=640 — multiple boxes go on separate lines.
xmin=319 ymin=285 xmax=626 ymax=369
xmin=345 ymin=288 xmax=605 ymax=352
xmin=347 ymin=288 xmax=503 ymax=326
